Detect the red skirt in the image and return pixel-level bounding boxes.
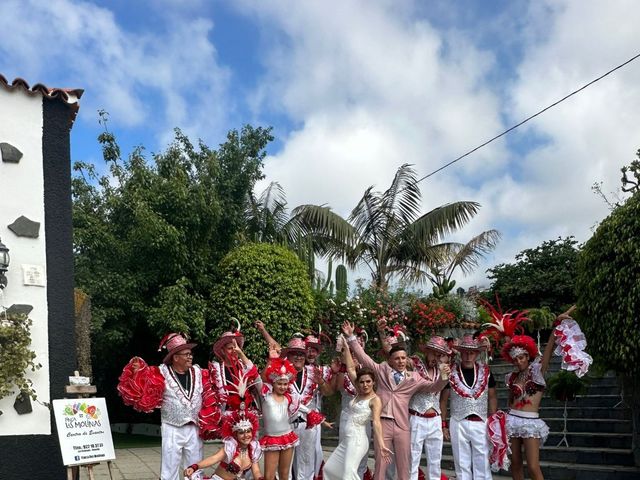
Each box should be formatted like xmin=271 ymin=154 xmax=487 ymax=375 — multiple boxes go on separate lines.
xmin=260 ymin=431 xmax=299 ymax=451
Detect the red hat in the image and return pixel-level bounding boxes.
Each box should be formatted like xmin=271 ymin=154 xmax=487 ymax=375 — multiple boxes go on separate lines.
xmin=158 ymin=333 xmax=197 ymax=365
xmin=420 ymin=335 xmax=453 ymax=356
xmin=304 ymin=335 xmax=323 ymax=352
xmin=213 ymin=331 xmax=245 ymax=360
xmin=501 ymin=335 xmax=538 ymax=362
xmin=283 ymin=337 xmax=307 ymax=356
xmin=453 ymin=334 xmax=488 ymax=352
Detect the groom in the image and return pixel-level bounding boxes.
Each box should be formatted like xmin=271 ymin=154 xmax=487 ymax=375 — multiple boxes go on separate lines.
xmin=342 ymin=321 xmax=449 ymax=480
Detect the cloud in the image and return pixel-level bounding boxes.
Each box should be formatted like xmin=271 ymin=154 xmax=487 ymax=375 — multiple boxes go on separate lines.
xmin=241 ymin=0 xmax=640 ymax=289
xmin=0 ymin=0 xmax=232 ymax=147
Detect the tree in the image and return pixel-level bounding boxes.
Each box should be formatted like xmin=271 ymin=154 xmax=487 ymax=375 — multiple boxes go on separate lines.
xmin=296 ymin=164 xmax=498 ymax=290
xmin=72 ymin=116 xmax=273 ymax=417
xmin=576 ymin=184 xmax=640 ymax=466
xmin=426 ymin=231 xmax=501 ymax=297
xmin=210 ymin=243 xmax=315 ymax=361
xmin=486 ymin=237 xmax=580 ymax=312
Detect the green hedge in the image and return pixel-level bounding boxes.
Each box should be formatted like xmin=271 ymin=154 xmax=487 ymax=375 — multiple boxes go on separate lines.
xmin=576 ymin=192 xmax=640 ymax=377
xmin=210 ymin=243 xmax=314 ymax=362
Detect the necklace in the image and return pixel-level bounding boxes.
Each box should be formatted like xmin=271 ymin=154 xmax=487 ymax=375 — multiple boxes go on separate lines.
xmin=515 ymin=369 xmax=529 ymax=384
xmin=238 ymin=447 xmax=248 ymax=458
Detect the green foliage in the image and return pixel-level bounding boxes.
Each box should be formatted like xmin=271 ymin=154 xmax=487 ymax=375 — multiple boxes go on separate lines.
xmin=547 ymin=370 xmax=589 ymax=401
xmin=211 ymin=243 xmax=315 ymax=363
xmin=620 ymin=148 xmax=640 ymax=193
xmin=576 ymin=191 xmax=640 ymax=376
xmin=73 ymin=115 xmax=273 ymax=417
xmin=486 ymin=237 xmax=580 ymax=312
xmin=524 ymin=307 xmax=556 ymax=333
xmin=0 ymin=314 xmax=41 ymax=400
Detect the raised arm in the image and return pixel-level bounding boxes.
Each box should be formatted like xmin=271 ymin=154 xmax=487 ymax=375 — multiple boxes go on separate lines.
xmin=541 ymin=305 xmax=576 ymax=375
xmin=377 ymin=318 xmax=392 ymax=355
xmin=342 ymin=321 xmax=379 ymax=373
xmin=255 ymin=320 xmax=281 ymax=350
xmin=340 ymin=335 xmax=358 ymax=384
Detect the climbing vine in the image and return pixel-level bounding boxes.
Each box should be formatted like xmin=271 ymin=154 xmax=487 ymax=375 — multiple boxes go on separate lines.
xmin=0 ymin=313 xmax=41 ymax=401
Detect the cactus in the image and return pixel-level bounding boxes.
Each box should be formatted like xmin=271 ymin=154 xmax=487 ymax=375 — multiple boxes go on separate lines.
xmin=335 ymin=264 xmax=348 ymax=299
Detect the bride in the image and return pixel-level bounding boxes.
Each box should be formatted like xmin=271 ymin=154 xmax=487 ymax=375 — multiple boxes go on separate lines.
xmin=324 ymin=328 xmax=392 ymax=480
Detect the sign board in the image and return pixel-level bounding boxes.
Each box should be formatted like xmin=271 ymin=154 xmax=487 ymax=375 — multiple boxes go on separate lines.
xmin=52 ymin=397 xmax=116 ymax=466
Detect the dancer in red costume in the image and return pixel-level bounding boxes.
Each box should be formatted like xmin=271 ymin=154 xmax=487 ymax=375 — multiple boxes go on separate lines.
xmin=208 ymin=322 xmax=260 ymax=433
xmin=501 ymin=306 xmax=584 ymax=480
xmin=118 ymin=333 xmax=219 ymax=480
xmin=184 ymin=410 xmax=263 ymax=480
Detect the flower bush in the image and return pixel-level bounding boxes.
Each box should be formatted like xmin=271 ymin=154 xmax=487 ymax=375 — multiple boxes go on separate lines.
xmin=407 ymin=301 xmax=457 ymax=342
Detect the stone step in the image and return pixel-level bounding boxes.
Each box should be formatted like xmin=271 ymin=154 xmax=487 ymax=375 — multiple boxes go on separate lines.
xmin=543 ymin=417 xmax=631 ymax=434
xmin=538 ymin=406 xmax=631 ymax=420
xmin=545 ymin=431 xmax=632 ymax=449
xmin=440 ymin=454 xmax=640 ymax=480
xmin=544 ymin=394 xmax=624 ymax=408
xmin=441 ymin=443 xmax=634 ymax=466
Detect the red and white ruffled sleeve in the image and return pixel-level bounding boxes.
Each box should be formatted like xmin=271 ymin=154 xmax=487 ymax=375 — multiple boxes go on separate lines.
xmin=553 ymin=318 xmax=593 ymax=378
xmin=117 ymin=357 xmax=164 ymax=413
xmin=487 ymin=411 xmax=511 ymax=472
xmin=199 ymin=369 xmax=223 ymax=439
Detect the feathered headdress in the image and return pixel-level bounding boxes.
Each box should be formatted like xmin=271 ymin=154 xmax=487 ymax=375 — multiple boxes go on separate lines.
xmin=479 ymin=298 xmax=529 ymax=344
xmin=264 ymin=358 xmax=297 ymax=384
xmin=220 ymin=410 xmax=259 ymax=439
xmin=501 ymin=335 xmax=539 ymax=362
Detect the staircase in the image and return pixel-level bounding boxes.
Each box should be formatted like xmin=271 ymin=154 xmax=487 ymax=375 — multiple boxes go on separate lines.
xmin=439 ymin=356 xmax=639 ymax=479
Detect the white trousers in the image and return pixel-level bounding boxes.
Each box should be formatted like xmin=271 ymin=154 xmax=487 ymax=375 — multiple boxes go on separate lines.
xmin=160 ymin=422 xmax=203 ymax=480
xmin=409 ymin=414 xmax=443 ymax=480
xmin=449 ymin=418 xmax=492 ymax=480
xmin=292 ymin=422 xmax=322 ymax=480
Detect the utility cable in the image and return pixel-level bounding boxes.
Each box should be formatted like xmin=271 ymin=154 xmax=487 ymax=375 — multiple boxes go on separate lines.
xmin=414 ymin=51 xmax=640 ymax=185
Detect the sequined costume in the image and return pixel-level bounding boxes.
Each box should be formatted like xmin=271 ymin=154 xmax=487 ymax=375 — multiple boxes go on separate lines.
xmin=448 ymin=363 xmax=494 ymax=480
xmin=408 ymin=358 xmax=444 ymax=480
xmin=159 ymin=363 xmax=205 ymax=480
xmin=505 ymin=360 xmax=549 ymax=443
xmin=259 ymin=387 xmax=300 ymax=451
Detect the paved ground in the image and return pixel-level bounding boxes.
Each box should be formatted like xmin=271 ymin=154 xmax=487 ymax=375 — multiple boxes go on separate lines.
xmin=80 ymin=443 xmax=368 ymax=480
xmin=81 ymin=444 xmax=511 ymax=479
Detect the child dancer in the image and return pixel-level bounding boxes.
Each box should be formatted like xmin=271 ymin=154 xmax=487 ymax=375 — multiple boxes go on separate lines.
xmin=183 ymin=410 xmax=262 ymax=480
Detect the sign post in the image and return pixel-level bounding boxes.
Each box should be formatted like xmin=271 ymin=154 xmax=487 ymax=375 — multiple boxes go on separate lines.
xmin=52 ymin=397 xmax=116 ymax=479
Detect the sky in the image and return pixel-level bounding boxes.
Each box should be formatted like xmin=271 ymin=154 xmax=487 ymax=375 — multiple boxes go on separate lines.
xmin=1 ymin=0 xmax=639 ymax=290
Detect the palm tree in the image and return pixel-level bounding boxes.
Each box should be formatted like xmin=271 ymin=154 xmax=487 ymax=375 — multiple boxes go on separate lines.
xmin=424 ymin=231 xmax=501 ymax=297
xmin=296 ymin=164 xmax=499 ymax=290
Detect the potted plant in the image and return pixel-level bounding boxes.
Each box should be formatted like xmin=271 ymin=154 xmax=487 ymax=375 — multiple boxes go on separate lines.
xmin=547 ymin=370 xmax=589 ymax=401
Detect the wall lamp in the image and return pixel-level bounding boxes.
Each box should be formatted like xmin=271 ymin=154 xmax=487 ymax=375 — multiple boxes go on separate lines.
xmin=0 ymin=237 xmax=9 ymax=289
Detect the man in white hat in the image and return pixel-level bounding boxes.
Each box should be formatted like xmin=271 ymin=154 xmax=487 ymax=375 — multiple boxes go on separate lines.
xmin=440 ymin=334 xmax=497 ymax=480
xmin=409 ymin=336 xmax=453 ymax=480
xmin=120 ymin=333 xmax=209 ymax=480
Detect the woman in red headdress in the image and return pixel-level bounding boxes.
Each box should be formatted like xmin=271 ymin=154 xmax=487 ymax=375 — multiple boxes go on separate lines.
xmin=501 ymin=306 xmax=577 ymax=480
xmin=184 ymin=410 xmax=263 ymax=480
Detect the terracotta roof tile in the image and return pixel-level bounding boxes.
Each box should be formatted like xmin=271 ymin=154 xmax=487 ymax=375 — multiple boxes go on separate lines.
xmin=0 ymin=74 xmax=83 ymax=126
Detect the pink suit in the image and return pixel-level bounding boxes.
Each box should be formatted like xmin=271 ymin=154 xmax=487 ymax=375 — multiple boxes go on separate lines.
xmin=347 ymin=337 xmax=447 ymax=480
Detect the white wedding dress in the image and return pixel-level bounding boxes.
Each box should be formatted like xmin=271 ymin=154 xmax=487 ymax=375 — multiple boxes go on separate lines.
xmin=324 ymin=397 xmax=372 ymax=480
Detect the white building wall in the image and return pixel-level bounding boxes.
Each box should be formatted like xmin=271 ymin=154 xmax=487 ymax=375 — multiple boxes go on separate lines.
xmin=0 ymin=87 xmax=51 ymax=435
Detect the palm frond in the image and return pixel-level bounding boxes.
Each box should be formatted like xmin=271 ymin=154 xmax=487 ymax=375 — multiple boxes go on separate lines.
xmin=408 ymin=201 xmax=481 ymax=245
xmin=444 ymin=229 xmax=501 ymax=277
xmin=381 ymin=164 xmax=421 ymax=226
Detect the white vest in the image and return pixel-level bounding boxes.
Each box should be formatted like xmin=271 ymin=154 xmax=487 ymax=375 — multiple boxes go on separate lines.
xmin=449 ymin=363 xmax=490 ymax=421
xmin=159 ymin=364 xmax=203 ymax=427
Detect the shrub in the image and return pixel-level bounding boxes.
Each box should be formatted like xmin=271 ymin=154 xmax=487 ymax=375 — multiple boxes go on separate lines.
xmin=210 ymin=243 xmax=315 ymax=362
xmin=576 ymin=192 xmax=640 ymax=377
